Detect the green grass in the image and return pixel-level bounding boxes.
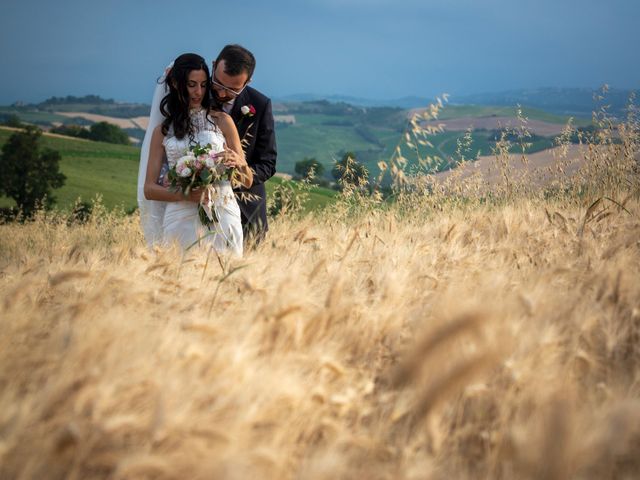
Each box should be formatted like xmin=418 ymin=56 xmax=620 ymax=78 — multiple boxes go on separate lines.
xmin=440 ymin=104 xmax=591 ymax=125
xmin=360 ymin=128 xmax=558 ymax=176
xmin=276 ymin=115 xmax=377 ymax=172
xmin=2 ymin=102 xmax=589 ymax=194
xmin=431 ymin=131 xmax=555 ymax=158
xmin=266 ymin=176 xmax=338 ymax=211
xmin=0 ymin=127 xmax=337 ymax=212
xmin=276 ymin=105 xmax=582 ymax=181
xmin=0 ymin=107 xmax=73 ymax=125
xmin=0 ymin=128 xmax=140 ymax=210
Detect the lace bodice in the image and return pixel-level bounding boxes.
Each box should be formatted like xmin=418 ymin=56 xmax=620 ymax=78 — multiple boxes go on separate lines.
xmin=163 ymin=108 xmax=226 ymax=165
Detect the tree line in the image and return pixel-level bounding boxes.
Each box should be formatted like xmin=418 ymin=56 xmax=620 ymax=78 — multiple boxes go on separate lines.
xmin=38 ymin=95 xmax=116 ymax=106
xmin=50 ymin=122 xmax=130 ymax=145
xmin=2 ymin=114 xmax=131 ymax=145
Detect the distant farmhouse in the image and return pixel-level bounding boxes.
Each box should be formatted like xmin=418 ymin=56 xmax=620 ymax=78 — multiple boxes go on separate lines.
xmin=274 ymin=114 xmax=296 ymax=125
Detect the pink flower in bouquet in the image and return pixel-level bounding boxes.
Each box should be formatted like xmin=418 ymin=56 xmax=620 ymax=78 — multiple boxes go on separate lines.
xmin=177 ymin=164 xmax=192 ymax=177
xmin=175 ymin=155 xmax=193 ymax=177
xmin=172 ymin=153 xmax=193 ymax=169
xmin=195 ymin=154 xmax=208 ymax=170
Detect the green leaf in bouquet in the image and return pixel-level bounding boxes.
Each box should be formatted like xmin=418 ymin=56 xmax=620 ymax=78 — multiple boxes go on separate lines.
xmin=191 ymin=142 xmax=213 ymax=157
xmin=200 ymin=169 xmax=212 ymax=183
xmin=198 ymin=204 xmax=217 ymax=226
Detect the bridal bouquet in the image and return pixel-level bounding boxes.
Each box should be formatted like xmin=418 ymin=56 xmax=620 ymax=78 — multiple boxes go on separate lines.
xmin=167 ymin=143 xmax=233 ymax=226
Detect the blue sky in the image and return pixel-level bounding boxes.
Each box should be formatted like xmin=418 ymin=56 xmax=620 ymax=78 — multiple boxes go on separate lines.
xmin=0 ymin=0 xmax=638 ymax=104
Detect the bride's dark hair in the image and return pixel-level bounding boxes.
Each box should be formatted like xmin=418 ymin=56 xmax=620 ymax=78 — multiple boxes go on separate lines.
xmin=160 ymin=53 xmax=211 ymax=140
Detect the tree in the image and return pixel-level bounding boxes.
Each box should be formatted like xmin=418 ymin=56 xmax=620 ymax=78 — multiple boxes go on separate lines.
xmin=294 ymin=157 xmax=325 ymax=181
xmin=331 ymin=151 xmax=369 ymax=187
xmin=50 ymin=124 xmax=91 ymax=140
xmin=88 ymin=121 xmax=130 ymax=145
xmin=0 ymin=126 xmax=66 ymax=216
xmin=1 ymin=113 xmax=23 ymax=128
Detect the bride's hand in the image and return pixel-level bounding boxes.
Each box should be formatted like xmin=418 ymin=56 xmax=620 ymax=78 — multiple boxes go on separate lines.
xmin=221 ymin=148 xmax=247 ymax=169
xmin=186 ymin=187 xmax=204 ymax=203
xmin=160 ymin=173 xmax=170 ymax=187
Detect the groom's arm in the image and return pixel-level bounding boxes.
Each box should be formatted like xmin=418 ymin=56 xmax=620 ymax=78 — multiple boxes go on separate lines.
xmin=249 ymin=98 xmax=277 ymax=185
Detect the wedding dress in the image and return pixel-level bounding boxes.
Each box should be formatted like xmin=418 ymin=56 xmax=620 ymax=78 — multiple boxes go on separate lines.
xmin=161 ymin=108 xmax=243 ymax=255
xmin=137 ymin=63 xmax=243 ymax=256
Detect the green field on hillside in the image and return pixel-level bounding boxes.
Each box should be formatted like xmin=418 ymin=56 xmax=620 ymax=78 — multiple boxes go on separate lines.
xmin=0 ymin=107 xmax=76 ymax=126
xmin=276 ymin=117 xmax=377 ymax=172
xmin=0 ymin=128 xmax=336 ymax=212
xmin=330 ymin=126 xmax=557 ymax=178
xmin=0 ymin=128 xmax=139 ymax=210
xmin=275 ymin=104 xmax=583 ymax=179
xmin=438 ymin=104 xmax=591 ymax=124
xmin=2 ymin=100 xmax=593 ymax=188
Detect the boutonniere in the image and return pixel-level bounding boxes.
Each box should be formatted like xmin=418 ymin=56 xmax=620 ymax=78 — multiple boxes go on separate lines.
xmin=240 ymin=104 xmax=256 ymax=117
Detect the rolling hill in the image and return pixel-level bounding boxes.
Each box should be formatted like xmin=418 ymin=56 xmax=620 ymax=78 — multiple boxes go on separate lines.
xmin=1 ymin=94 xmax=606 ymax=190
xmin=454 ymin=87 xmax=638 ymax=119
xmin=0 ymin=127 xmax=337 ymax=212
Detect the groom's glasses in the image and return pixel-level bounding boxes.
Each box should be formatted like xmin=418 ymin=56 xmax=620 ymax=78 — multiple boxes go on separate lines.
xmin=211 ymin=76 xmax=246 ymax=98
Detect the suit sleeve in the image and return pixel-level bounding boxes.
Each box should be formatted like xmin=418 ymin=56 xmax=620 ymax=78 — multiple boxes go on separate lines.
xmin=250 ymin=99 xmax=277 ymax=185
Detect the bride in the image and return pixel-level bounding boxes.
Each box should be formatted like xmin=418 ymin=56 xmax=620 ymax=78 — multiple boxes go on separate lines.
xmin=137 ymin=53 xmax=253 ymax=256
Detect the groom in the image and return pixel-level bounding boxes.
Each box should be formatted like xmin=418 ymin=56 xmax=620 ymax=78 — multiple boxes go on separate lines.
xmin=211 ymin=44 xmax=277 ymax=244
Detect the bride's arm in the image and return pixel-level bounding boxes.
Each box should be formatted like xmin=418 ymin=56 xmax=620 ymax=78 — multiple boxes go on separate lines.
xmin=215 ymin=112 xmax=254 ymax=189
xmin=143 ymin=126 xmax=200 ymax=202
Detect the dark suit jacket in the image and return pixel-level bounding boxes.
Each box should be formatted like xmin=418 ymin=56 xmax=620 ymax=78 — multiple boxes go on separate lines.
xmin=229 ymin=86 xmax=277 ymax=239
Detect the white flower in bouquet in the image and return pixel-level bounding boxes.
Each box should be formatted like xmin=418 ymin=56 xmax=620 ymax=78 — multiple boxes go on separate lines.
xmin=178 ymin=166 xmax=192 ymax=177
xmin=175 ymin=155 xmax=193 ymax=176
xmin=176 ymin=154 xmax=194 ymax=168
xmin=205 ymin=155 xmax=216 ymax=169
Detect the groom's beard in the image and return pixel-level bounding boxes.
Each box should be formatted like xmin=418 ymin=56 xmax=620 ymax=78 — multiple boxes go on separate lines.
xmin=212 ymin=90 xmax=234 ymax=108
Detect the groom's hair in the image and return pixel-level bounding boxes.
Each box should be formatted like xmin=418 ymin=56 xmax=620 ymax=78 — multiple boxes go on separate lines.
xmin=215 ymin=44 xmax=256 ymax=80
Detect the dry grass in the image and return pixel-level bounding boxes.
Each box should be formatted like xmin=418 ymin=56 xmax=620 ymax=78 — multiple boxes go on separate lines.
xmin=1 ymin=191 xmax=639 ymax=479
xmin=1 ymin=93 xmax=639 ymax=479
xmin=434 ymin=144 xmax=587 ymax=187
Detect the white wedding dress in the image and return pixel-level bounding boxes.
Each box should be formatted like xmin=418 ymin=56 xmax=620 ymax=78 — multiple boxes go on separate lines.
xmin=161 ymin=109 xmax=243 ymax=256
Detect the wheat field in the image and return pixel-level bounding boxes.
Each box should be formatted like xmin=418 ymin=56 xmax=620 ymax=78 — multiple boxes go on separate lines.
xmin=1 ymin=194 xmax=639 ymax=479
xmin=1 ymin=104 xmax=639 ymax=479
